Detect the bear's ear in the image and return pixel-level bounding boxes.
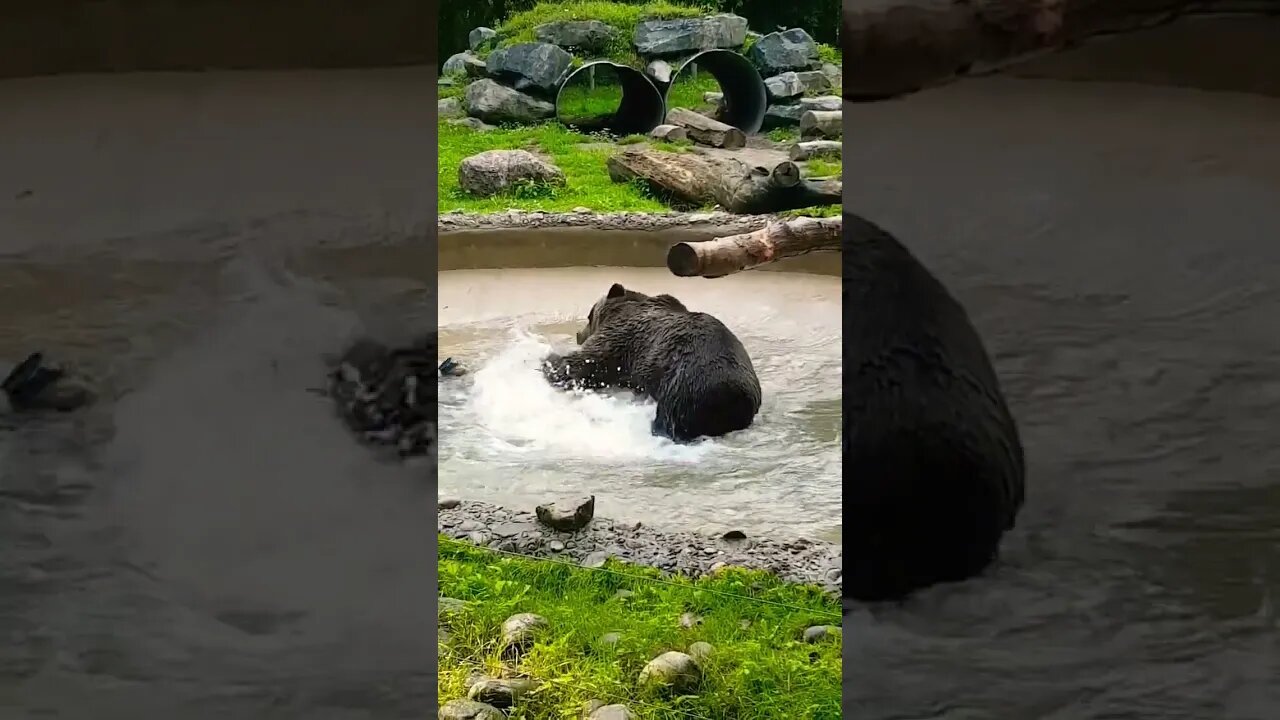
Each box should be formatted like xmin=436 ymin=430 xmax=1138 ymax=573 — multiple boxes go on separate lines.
xmin=607 ymin=283 xmax=626 ymax=299
xmin=652 ymin=294 xmax=687 ymax=311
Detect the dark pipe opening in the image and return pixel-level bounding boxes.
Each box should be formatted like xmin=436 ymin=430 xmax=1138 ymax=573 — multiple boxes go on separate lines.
xmin=666 ymin=50 xmax=766 ymax=134
xmin=555 ymin=61 xmax=666 ymax=135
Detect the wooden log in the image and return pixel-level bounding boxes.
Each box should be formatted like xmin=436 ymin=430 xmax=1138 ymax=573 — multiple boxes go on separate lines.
xmin=840 ymin=0 xmax=1266 ymax=100
xmin=789 ymin=140 xmax=843 ymax=161
xmin=606 ymin=148 xmax=842 ymax=214
xmin=667 ymin=215 xmax=843 ymax=278
xmin=649 ymin=124 xmax=688 ymax=142
xmin=800 ymin=110 xmax=842 ymax=139
xmin=665 ymin=107 xmax=746 ymax=149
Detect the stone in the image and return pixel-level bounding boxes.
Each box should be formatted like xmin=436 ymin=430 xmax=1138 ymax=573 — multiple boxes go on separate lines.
xmin=721 ymin=530 xmax=747 ymax=540
xmin=800 ymin=95 xmax=842 ymax=112
xmin=465 ymin=79 xmax=555 ymax=124
xmin=439 ymin=596 xmax=467 ymax=621
xmin=438 ymin=98 xmax=465 ymax=119
xmin=548 ymin=539 xmax=566 ymax=552
xmin=765 ymin=70 xmax=832 ymax=101
xmin=535 ymin=495 xmax=595 ymax=532
xmin=535 ymin=20 xmax=615 ymax=52
xmin=582 ymin=699 xmax=606 ymax=716
xmin=638 ymin=651 xmax=702 ymax=695
xmin=588 ymin=705 xmax=637 ymax=720
xmin=458 ymin=149 xmax=565 ymax=198
xmin=599 ymin=632 xmax=621 ymax=648
xmin=501 ymin=612 xmax=549 ymax=651
xmin=448 ymin=117 xmax=496 ymax=132
xmin=633 ymin=14 xmax=748 ymax=57
xmin=443 ymin=52 xmax=470 ymax=76
xmin=467 ymin=677 xmax=537 ymax=708
xmin=645 ymin=59 xmax=674 ymax=85
xmin=468 ymin=27 xmax=497 ymax=52
xmin=763 ymin=103 xmax=804 ymax=129
xmin=486 ymin=42 xmax=574 ymax=97
xmin=803 ymin=624 xmax=842 ymax=643
xmin=688 ymin=641 xmax=714 ymax=665
xmin=438 ymin=699 xmax=504 ymax=720
xmin=582 ymin=550 xmax=610 ymax=568
xmin=461 ymin=53 xmax=489 ymax=79
xmin=747 ymin=28 xmax=821 ymax=76
xmin=613 ymin=589 xmax=635 ymax=601
xmin=821 ymin=62 xmax=841 ymax=86
xmin=490 ymin=521 xmax=537 ymax=538
xmin=439 ymin=497 xmax=461 ymax=510
xmin=679 ymin=612 xmax=702 ymax=629
xmin=649 ymin=124 xmax=687 ymax=142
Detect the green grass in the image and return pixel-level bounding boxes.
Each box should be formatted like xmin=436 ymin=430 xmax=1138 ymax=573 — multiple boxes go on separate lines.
xmin=438 ymin=536 xmax=842 ymax=719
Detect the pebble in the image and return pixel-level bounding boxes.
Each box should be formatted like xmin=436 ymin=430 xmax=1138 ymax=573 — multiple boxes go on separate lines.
xmin=467 ymin=677 xmax=536 ymax=708
xmin=535 ymin=496 xmax=596 ymax=532
xmin=548 ymin=540 xmax=566 ymax=552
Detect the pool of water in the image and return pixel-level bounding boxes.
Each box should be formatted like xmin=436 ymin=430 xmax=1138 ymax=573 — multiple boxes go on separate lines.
xmin=437 ymin=267 xmax=842 ymax=541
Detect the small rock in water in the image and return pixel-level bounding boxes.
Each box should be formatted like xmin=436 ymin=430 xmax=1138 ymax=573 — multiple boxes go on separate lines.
xmin=535 ymin=495 xmax=596 ymax=531
xmin=638 ymin=651 xmax=702 ymax=695
xmin=803 ymin=624 xmax=841 ymax=643
xmin=438 ymin=698 xmax=504 ymax=720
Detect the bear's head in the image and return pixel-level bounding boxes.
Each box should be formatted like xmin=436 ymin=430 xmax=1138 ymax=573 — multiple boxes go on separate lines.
xmin=576 ymin=283 xmax=687 ymax=344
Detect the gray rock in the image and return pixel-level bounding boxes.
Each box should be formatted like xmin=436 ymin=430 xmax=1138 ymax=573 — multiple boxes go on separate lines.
xmin=438 ymin=699 xmax=504 ymax=720
xmin=582 ymin=550 xmax=610 ymax=568
xmin=613 ymin=589 xmax=635 ymax=601
xmin=763 ymin=103 xmax=804 ymax=129
xmin=439 ymin=497 xmax=462 ymax=510
xmin=638 ymin=651 xmax=702 ymax=694
xmin=443 ymin=52 xmax=470 ymax=76
xmin=800 ymin=95 xmax=842 ymax=112
xmin=535 ymin=20 xmax=616 ymax=52
xmin=448 ymin=117 xmax=496 ymax=132
xmin=491 ymin=521 xmax=537 ymax=538
xmin=721 ymin=530 xmax=747 ymax=540
xmin=468 ymin=27 xmax=497 ymax=52
xmin=501 ymin=612 xmax=549 ymax=651
xmin=650 ymin=124 xmax=688 ymax=142
xmin=439 ymin=596 xmax=467 ymax=621
xmin=599 ymin=631 xmax=621 ymax=648
xmin=461 ymin=53 xmax=489 ymax=79
xmin=464 ymin=79 xmax=555 ymax=124
xmin=438 ymin=97 xmax=465 ymax=119
xmin=821 ymin=62 xmax=841 ymax=86
xmin=688 ymin=641 xmax=714 ymax=665
xmin=766 ymin=70 xmax=832 ymax=101
xmin=803 ymin=624 xmax=842 ymax=643
xmin=645 ymin=59 xmax=674 ymax=85
xmin=679 ymin=612 xmax=702 ymax=629
xmin=467 ymin=677 xmax=537 ymax=708
xmin=535 ymin=495 xmax=595 ymax=532
xmin=633 ymin=14 xmax=748 ymax=57
xmin=486 ymin=42 xmax=574 ymax=97
xmin=588 ymin=704 xmax=637 ymax=720
xmin=747 ymin=28 xmax=821 ymax=75
xmin=548 ymin=539 xmax=566 ymax=552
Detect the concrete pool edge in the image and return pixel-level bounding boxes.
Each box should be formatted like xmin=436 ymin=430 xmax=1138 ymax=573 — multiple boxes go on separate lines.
xmin=438 ymin=498 xmax=842 ymax=596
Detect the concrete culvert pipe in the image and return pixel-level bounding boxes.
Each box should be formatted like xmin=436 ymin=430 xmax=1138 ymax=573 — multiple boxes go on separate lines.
xmin=666 ymin=50 xmax=767 ymax=134
xmin=555 ymin=61 xmax=666 ymax=135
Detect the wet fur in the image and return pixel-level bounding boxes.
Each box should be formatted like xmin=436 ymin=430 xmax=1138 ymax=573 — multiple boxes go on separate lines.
xmin=843 ymin=212 xmax=1026 ymax=602
xmin=542 ymin=284 xmax=762 ymax=442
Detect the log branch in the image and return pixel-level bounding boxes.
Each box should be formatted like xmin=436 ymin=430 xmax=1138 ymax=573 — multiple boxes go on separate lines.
xmin=789 ymin=140 xmax=843 ymax=161
xmin=666 ymin=107 xmax=747 ymax=149
xmin=667 ymin=215 xmax=843 ymax=278
xmin=841 ymin=0 xmax=1253 ymax=100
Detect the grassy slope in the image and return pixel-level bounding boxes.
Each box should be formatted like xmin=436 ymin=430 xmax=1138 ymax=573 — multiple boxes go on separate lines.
xmin=438 ymin=536 xmax=842 ymax=719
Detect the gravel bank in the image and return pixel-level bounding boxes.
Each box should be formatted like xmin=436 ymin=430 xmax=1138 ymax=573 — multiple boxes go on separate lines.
xmin=438 ymin=498 xmax=843 ymax=596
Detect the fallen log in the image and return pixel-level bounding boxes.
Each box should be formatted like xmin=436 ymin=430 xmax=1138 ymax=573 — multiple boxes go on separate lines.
xmin=607 ymin=147 xmax=842 ymax=214
xmin=800 ymin=110 xmax=842 ymax=139
xmin=665 ymin=107 xmax=746 ymax=149
xmin=667 ymin=215 xmax=843 ymax=278
xmin=789 ymin=140 xmax=843 ymax=161
xmin=841 ymin=0 xmax=1263 ymax=100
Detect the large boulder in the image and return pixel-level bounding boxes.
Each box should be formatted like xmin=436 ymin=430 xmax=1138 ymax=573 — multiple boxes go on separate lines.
xmin=747 ymin=28 xmax=821 ymax=75
xmin=762 ymin=102 xmax=804 ymax=129
xmin=633 ymin=14 xmax=748 ymax=57
xmin=465 ymin=79 xmax=555 ymax=124
xmin=442 ymin=52 xmax=469 ymax=76
xmin=438 ymin=97 xmax=465 ymax=119
xmin=458 ymin=150 xmax=565 ymax=198
xmin=535 ymin=20 xmax=616 ymax=52
xmin=486 ymin=42 xmax=574 ymax=97
xmin=764 ymin=70 xmax=832 ymax=101
xmin=468 ymin=27 xmax=497 ymax=52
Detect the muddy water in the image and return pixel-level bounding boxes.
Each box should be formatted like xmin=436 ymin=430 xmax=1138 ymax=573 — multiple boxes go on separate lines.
xmin=843 ymin=77 xmax=1280 ymax=717
xmin=1 ymin=70 xmax=439 ymax=719
xmin=437 ymin=267 xmax=842 ymax=541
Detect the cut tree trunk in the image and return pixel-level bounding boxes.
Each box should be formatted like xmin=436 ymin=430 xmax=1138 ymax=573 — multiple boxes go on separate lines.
xmin=789 ymin=140 xmax=843 ymax=161
xmin=667 ymin=215 xmax=843 ymax=278
xmin=665 ymin=107 xmax=747 ymax=149
xmin=607 ymin=148 xmax=842 ymax=213
xmin=841 ymin=0 xmax=1257 ymax=100
xmin=800 ymin=110 xmax=842 ymax=139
